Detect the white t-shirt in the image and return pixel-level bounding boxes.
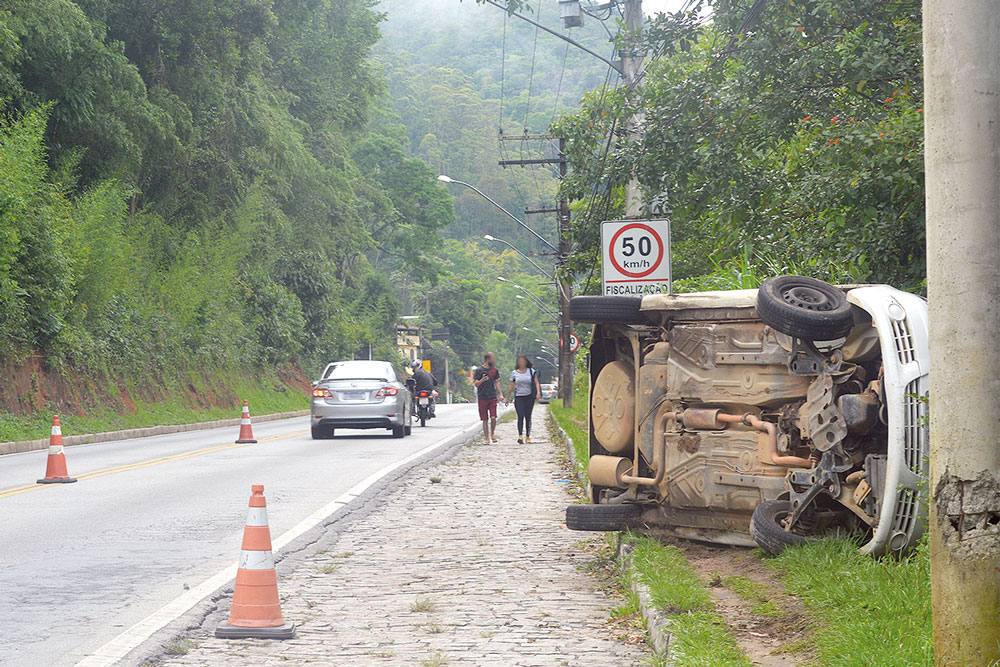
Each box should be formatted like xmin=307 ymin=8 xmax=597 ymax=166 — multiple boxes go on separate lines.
xmin=510 ymin=368 xmax=536 ymax=397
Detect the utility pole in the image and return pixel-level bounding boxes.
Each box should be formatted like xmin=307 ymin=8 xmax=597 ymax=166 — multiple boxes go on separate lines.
xmin=558 ymin=136 xmax=574 ymax=407
xmin=924 ymin=1 xmax=1000 ymax=664
xmin=443 ymin=353 xmax=452 ymax=405
xmin=622 ymin=0 xmax=645 ymax=218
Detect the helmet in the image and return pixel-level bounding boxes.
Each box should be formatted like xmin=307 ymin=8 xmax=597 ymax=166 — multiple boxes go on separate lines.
xmin=410 ymin=360 xmax=422 ymax=370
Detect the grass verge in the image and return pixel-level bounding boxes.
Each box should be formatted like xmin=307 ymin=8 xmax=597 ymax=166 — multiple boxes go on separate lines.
xmin=766 ymin=538 xmax=932 ymax=666
xmin=0 ymin=370 xmax=307 ymax=443
xmin=624 ymin=533 xmax=751 ymax=667
xmin=548 ymin=387 xmax=589 ymax=473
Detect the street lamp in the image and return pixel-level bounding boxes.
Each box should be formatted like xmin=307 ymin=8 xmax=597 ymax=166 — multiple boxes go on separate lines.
xmin=483 ymin=234 xmax=554 ymax=280
xmin=438 ymin=175 xmax=559 ymax=253
xmin=501 ymin=277 xmax=559 ymax=316
xmin=515 ymin=294 xmax=560 ymax=318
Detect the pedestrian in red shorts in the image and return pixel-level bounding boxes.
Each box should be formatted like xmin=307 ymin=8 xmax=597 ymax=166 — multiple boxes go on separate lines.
xmin=473 ymin=352 xmax=502 ymax=443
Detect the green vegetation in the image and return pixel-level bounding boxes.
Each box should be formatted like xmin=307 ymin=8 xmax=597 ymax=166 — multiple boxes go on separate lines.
xmin=548 ymin=387 xmax=588 ymax=474
xmin=1 ymin=0 xmax=432 ymax=378
xmin=624 ymin=534 xmax=750 ymax=667
xmin=557 ymin=0 xmax=925 ymax=292
xmin=767 ymin=539 xmax=932 ymax=667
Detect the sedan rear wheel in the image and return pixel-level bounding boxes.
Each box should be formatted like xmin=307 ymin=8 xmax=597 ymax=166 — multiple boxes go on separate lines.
xmin=311 ymin=425 xmax=334 ymax=440
xmin=392 ymin=424 xmax=405 ymax=439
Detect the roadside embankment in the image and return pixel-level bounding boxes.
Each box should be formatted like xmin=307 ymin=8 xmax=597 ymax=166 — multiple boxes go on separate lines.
xmin=0 ymin=408 xmax=309 ymax=456
xmin=0 ymin=360 xmax=310 ymax=453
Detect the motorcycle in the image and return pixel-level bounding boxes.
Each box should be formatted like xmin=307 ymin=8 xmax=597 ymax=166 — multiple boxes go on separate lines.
xmin=414 ymin=390 xmax=436 ymax=427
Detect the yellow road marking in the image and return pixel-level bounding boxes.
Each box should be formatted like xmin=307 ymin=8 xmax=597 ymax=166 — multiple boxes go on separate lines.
xmin=0 ymin=430 xmax=308 ymax=500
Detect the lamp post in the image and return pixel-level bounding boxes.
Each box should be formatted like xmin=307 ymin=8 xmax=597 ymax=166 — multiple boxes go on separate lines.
xmin=499 ymin=276 xmax=557 ymax=315
xmin=483 ymin=234 xmax=554 ymax=279
xmin=439 ymin=176 xmax=558 ymax=253
xmin=515 ymin=295 xmax=559 ymax=317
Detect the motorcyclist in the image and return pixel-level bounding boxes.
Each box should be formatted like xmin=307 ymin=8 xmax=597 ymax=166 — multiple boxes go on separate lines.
xmin=410 ymin=360 xmax=438 ymax=417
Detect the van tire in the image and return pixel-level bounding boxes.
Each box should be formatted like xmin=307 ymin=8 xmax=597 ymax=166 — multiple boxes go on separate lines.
xmin=750 ymin=500 xmax=813 ymax=555
xmin=756 ymin=276 xmax=854 ymax=340
xmin=566 ymin=503 xmax=644 ymax=531
xmin=570 ymin=296 xmax=646 ymax=325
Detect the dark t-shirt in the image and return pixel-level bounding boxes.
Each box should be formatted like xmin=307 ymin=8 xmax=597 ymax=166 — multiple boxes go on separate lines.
xmin=412 ymin=368 xmax=437 ymax=393
xmin=474 ymin=365 xmax=500 ymax=400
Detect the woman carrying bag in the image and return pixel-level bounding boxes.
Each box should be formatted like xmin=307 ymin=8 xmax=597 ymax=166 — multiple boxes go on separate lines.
xmin=505 ymin=355 xmax=542 ymax=444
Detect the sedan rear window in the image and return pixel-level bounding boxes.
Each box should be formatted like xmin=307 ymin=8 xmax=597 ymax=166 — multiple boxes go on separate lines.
xmin=324 ymin=361 xmax=394 ymax=382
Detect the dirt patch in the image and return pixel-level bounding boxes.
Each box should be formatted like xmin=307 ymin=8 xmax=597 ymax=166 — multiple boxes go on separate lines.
xmin=668 ymin=539 xmax=815 ymax=666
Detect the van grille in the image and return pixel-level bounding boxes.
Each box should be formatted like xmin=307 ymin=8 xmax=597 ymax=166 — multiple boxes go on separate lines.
xmin=891 ymin=317 xmax=916 ymax=364
xmin=892 ymin=488 xmax=917 ymax=536
xmin=903 ymin=379 xmax=928 ymax=474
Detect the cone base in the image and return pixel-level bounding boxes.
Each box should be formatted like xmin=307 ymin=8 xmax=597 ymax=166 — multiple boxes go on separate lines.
xmin=215 ymin=621 xmax=295 ymax=640
xmin=235 ymin=439 xmax=258 ymax=444
xmin=37 ymin=477 xmax=77 ymax=484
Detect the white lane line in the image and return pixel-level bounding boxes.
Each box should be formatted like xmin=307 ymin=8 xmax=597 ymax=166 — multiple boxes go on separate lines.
xmin=75 ymin=416 xmax=485 ymax=667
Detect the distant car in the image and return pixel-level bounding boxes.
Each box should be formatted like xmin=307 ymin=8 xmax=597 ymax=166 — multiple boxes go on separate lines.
xmin=311 ymin=360 xmax=412 ymax=439
xmin=538 ymin=384 xmax=558 ymax=403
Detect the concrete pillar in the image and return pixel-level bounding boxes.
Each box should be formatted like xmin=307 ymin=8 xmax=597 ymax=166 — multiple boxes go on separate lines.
xmin=622 ymin=0 xmax=645 ymax=218
xmin=924 ymin=1 xmax=1000 ymax=663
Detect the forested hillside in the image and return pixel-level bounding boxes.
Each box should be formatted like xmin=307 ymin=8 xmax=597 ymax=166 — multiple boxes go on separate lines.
xmin=378 ymin=0 xmax=609 ymax=251
xmin=0 ymin=0 xmax=457 ymax=425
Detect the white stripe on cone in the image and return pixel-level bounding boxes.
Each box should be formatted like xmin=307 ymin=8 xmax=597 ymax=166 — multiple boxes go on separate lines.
xmin=238 ymin=550 xmax=275 ymax=570
xmin=241 ymin=419 xmax=251 ymax=425
xmin=48 ymin=446 xmax=64 ymax=455
xmin=244 ymin=507 xmax=269 ymax=527
xmin=51 ymin=426 xmax=62 ymax=436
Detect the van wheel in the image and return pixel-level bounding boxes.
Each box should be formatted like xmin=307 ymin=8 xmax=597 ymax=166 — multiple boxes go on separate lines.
xmin=566 ymin=503 xmax=644 ymax=531
xmin=750 ymin=500 xmax=813 ymax=555
xmin=756 ymin=276 xmax=854 ymax=340
xmin=569 ymin=296 xmax=647 ymax=325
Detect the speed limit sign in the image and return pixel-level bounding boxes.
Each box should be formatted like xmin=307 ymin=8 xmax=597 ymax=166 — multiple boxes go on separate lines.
xmin=560 ymin=333 xmax=581 ymax=353
xmin=601 ymin=220 xmax=672 ymax=296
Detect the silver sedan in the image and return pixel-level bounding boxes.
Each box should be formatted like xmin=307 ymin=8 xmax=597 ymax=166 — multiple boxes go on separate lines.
xmin=311 ymin=360 xmax=412 ymax=439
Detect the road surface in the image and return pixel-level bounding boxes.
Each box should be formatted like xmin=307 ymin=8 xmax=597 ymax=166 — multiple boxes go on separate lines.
xmin=0 ymin=404 xmax=481 ymax=667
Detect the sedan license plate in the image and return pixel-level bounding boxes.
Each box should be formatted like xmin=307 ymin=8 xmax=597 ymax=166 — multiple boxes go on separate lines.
xmin=342 ymin=392 xmax=366 ymax=401
xmin=418 ymin=398 xmax=430 ymax=405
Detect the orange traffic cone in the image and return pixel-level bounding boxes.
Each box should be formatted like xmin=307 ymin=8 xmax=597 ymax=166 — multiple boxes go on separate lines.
xmin=215 ymin=484 xmax=295 ymax=639
xmin=235 ymin=400 xmax=257 ymax=444
xmin=37 ymin=415 xmax=77 ymax=484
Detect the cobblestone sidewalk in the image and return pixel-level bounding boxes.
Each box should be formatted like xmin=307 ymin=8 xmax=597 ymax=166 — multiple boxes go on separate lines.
xmin=159 ymin=409 xmax=648 ymax=666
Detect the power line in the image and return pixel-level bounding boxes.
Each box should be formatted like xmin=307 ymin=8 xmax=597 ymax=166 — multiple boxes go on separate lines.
xmin=523 ymin=0 xmax=543 ymax=131
xmin=549 ymin=41 xmax=571 ymax=127
xmin=499 ymin=11 xmax=507 ymax=132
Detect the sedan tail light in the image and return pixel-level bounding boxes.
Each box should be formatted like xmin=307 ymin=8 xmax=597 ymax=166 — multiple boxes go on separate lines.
xmin=312 ymin=388 xmax=332 ymax=398
xmin=375 ymin=386 xmax=399 ymax=398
